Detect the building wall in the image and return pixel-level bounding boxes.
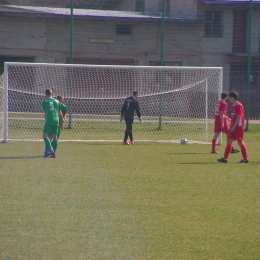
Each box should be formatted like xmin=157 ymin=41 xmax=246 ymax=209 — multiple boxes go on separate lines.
xmin=200 ymin=10 xmax=233 ymax=91
xmin=0 ymin=16 xmax=47 ymax=58
xmin=115 ymin=0 xmax=135 ymax=11
xmin=169 ymin=0 xmax=198 ymax=18
xmin=0 ymin=16 xmax=202 ymax=67
xmin=251 ymin=10 xmax=260 ymax=53
xmin=144 ymin=0 xmax=159 ymax=14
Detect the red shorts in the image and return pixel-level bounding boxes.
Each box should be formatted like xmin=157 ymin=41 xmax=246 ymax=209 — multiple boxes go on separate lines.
xmin=214 ymin=120 xmax=229 ymax=134
xmin=228 ymin=126 xmax=244 ymax=142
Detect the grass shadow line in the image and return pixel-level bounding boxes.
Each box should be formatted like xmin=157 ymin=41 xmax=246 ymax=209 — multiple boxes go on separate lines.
xmin=174 ymin=162 xmax=219 ymax=165
xmin=167 ymin=153 xmax=208 ymax=155
xmin=0 ymin=156 xmax=43 ymax=160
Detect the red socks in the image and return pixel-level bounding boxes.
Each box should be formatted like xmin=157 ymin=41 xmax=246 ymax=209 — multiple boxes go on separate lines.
xmin=224 ymin=144 xmax=233 ymax=160
xmin=212 ymin=139 xmax=217 ymax=152
xmin=240 ymin=144 xmax=248 ymax=161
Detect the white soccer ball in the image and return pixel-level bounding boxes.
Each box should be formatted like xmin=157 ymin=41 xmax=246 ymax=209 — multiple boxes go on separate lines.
xmin=180 ymin=138 xmax=188 ymax=144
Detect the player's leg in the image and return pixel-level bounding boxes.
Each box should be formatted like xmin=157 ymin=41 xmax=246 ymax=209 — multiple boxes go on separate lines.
xmin=237 ymin=141 xmax=248 ymax=163
xmin=217 ymin=138 xmax=233 ymax=163
xmin=224 ymin=133 xmax=236 ymax=153
xmin=217 ymin=129 xmax=234 ymax=163
xmin=128 ymin=119 xmax=134 ymax=143
xmin=123 ymin=118 xmax=132 ymax=145
xmin=51 ymin=128 xmax=60 ymax=152
xmin=51 ymin=126 xmax=59 ymax=155
xmin=223 ymin=138 xmax=233 ymax=160
xmin=212 ymin=121 xmax=221 ymax=153
xmin=45 ymin=133 xmax=53 ymax=153
xmin=236 ymin=128 xmax=248 ymax=163
xmin=43 ymin=132 xmax=52 ymax=151
xmin=43 ymin=124 xmax=54 ymax=157
xmin=211 ymin=132 xmax=219 ymax=153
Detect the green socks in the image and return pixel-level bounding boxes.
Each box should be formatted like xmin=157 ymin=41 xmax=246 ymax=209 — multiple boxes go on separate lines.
xmin=44 ymin=137 xmax=52 ymax=152
xmin=52 ymin=139 xmax=58 ymax=153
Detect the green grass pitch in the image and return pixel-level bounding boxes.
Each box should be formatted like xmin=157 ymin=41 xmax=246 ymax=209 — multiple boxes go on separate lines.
xmin=1 ymin=126 xmax=260 ymax=259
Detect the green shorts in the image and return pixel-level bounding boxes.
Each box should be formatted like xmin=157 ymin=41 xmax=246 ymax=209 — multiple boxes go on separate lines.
xmin=43 ymin=124 xmax=59 ymax=135
xmin=48 ymin=128 xmax=62 ymax=138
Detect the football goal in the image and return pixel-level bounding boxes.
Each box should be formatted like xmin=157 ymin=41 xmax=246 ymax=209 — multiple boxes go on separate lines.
xmin=2 ymin=62 xmax=222 ymax=143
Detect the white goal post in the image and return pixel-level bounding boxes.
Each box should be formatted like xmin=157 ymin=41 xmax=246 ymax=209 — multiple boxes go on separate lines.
xmin=2 ymin=62 xmax=223 ymax=143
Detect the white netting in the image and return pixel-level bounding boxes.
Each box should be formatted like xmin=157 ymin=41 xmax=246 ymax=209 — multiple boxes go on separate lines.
xmin=3 ymin=63 xmax=221 ymax=143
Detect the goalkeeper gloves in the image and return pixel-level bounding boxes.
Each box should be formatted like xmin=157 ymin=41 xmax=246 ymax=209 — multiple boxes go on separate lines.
xmin=139 ymin=117 xmax=143 ymax=122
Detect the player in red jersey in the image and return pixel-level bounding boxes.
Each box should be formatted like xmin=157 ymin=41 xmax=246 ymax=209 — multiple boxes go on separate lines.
xmin=211 ymin=92 xmax=239 ymax=154
xmin=217 ymin=91 xmax=248 ymax=163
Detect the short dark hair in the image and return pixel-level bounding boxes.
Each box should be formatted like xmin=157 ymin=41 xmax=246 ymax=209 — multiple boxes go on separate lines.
xmin=45 ymin=89 xmax=52 ymax=96
xmin=229 ymin=91 xmax=238 ymax=101
xmin=133 ymin=90 xmax=138 ymax=96
xmin=221 ymin=92 xmax=228 ymax=99
xmin=56 ymin=95 xmax=64 ymax=101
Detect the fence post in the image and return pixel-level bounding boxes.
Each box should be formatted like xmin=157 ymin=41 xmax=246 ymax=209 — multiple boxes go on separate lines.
xmin=246 ymin=0 xmax=252 ymax=131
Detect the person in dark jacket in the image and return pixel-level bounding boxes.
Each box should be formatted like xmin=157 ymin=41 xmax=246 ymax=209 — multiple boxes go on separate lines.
xmin=120 ymin=90 xmax=142 ymax=145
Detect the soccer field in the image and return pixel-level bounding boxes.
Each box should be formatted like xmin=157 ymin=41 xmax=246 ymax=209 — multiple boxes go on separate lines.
xmin=7 ymin=112 xmax=214 ymax=143
xmin=1 ymin=126 xmax=260 ymax=259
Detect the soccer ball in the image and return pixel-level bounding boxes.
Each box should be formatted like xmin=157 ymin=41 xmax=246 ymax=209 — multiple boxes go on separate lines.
xmin=180 ymin=138 xmax=188 ymax=144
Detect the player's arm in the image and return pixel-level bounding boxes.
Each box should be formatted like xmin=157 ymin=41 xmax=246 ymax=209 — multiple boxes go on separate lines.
xmin=63 ymin=106 xmax=67 ymax=122
xmin=58 ymin=103 xmax=64 ymax=123
xmin=42 ymin=102 xmax=46 ymax=118
xmin=120 ymin=100 xmax=127 ymax=122
xmin=135 ymin=100 xmax=142 ymax=121
xmin=230 ymin=115 xmax=241 ymax=132
xmin=219 ymin=111 xmax=224 ymax=129
xmin=59 ymin=110 xmax=64 ymax=130
xmin=121 ymin=100 xmax=127 ymax=116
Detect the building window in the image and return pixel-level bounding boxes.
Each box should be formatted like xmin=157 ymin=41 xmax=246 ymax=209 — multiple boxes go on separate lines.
xmin=135 ymin=0 xmax=145 ymax=12
xmin=116 ymin=24 xmax=132 ymax=35
xmin=232 ymin=10 xmax=247 ymax=53
xmin=205 ymin=11 xmax=222 ymax=37
xmin=0 ymin=56 xmax=34 ymax=75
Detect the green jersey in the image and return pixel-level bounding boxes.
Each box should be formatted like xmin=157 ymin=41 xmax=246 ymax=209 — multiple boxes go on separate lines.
xmin=42 ymin=98 xmax=61 ymax=126
xmin=60 ymin=103 xmax=66 ymax=117
xmin=59 ymin=103 xmax=66 ymax=124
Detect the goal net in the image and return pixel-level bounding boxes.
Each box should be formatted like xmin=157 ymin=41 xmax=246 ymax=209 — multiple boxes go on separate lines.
xmin=2 ymin=62 xmax=222 ymax=143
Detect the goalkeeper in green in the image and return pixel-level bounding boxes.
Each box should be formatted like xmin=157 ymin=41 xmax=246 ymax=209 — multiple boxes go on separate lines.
xmin=42 ymin=89 xmax=64 ymax=158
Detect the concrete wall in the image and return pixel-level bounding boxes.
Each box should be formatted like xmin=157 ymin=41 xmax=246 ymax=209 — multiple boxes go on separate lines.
xmin=200 ymin=10 xmax=233 ymax=91
xmin=251 ymin=10 xmax=260 ymax=53
xmin=0 ymin=16 xmax=202 ymax=67
xmin=116 ymin=0 xmax=135 ymax=11
xmin=0 ymin=16 xmax=47 ymax=59
xmin=169 ymin=0 xmax=198 ymax=18
xmin=144 ymin=0 xmax=159 ymax=14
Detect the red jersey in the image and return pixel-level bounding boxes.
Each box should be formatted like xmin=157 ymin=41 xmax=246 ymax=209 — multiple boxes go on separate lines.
xmin=230 ymin=102 xmax=245 ymax=127
xmin=214 ymin=100 xmax=227 ymax=122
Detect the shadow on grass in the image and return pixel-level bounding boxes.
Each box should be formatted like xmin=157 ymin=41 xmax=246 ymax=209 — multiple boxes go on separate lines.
xmin=167 ymin=152 xmax=207 ymax=155
xmin=176 ymin=161 xmax=260 ymax=165
xmin=0 ymin=156 xmax=43 ymax=160
xmin=174 ymin=162 xmax=217 ymax=165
